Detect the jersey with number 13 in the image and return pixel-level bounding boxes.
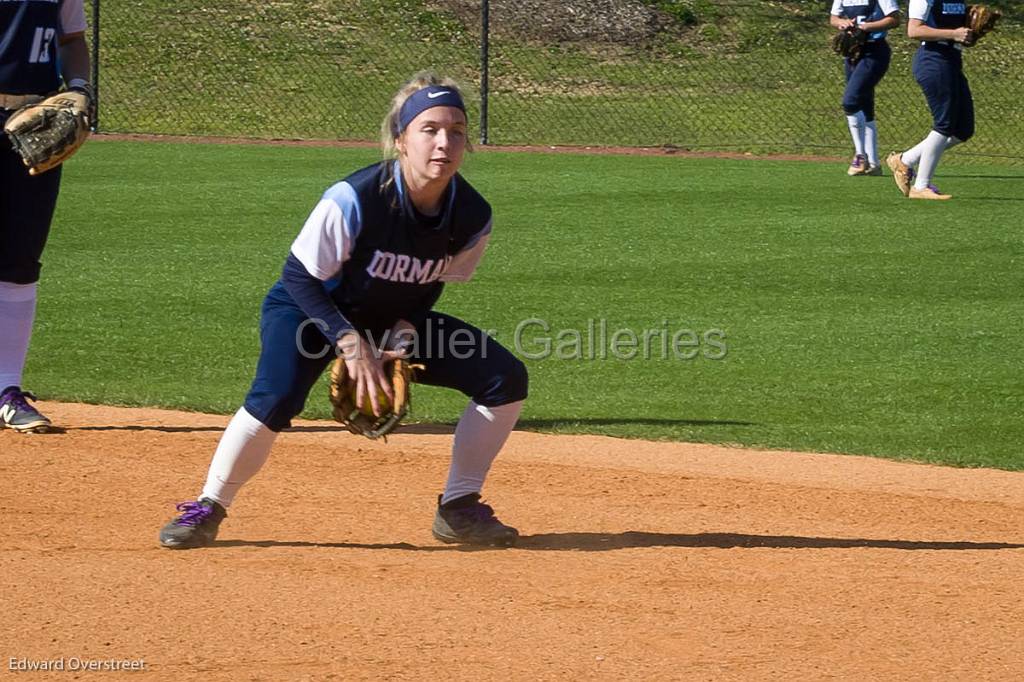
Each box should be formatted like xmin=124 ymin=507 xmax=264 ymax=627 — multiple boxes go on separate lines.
xmin=0 ymin=0 xmax=87 ymax=94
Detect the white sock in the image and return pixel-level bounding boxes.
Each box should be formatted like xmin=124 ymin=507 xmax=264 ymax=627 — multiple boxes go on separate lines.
xmin=441 ymin=400 xmax=524 ymax=504
xmin=864 ymin=121 xmax=879 ymax=167
xmin=200 ymin=407 xmax=278 ymax=507
xmin=846 ymin=112 xmax=866 ymax=157
xmin=914 ymin=130 xmax=948 ymax=190
xmin=901 ymin=138 xmax=931 ymax=169
xmin=0 ymin=282 xmax=38 ymax=391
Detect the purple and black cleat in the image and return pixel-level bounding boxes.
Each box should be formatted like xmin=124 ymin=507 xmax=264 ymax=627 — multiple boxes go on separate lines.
xmin=159 ymin=498 xmax=227 ymax=549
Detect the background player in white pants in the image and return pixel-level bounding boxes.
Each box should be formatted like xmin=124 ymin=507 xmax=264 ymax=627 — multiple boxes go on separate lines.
xmin=886 ymin=0 xmax=975 ymax=200
xmin=830 ymin=0 xmax=901 ymax=176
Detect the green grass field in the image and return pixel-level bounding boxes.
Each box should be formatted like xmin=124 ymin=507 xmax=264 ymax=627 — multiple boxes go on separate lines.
xmin=96 ymin=1 xmax=1024 ymax=160
xmin=32 ymin=140 xmax=1024 ymax=469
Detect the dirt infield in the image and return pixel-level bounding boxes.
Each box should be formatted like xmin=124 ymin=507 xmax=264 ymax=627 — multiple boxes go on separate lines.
xmin=3 ymin=402 xmax=1023 ymax=680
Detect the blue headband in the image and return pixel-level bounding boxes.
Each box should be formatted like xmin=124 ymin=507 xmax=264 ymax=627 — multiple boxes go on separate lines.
xmin=396 ymin=86 xmax=466 ymax=135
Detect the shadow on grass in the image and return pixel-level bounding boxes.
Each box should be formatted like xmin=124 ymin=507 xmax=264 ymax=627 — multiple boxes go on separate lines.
xmin=400 ymin=418 xmax=756 ymax=435
xmin=212 ymin=531 xmax=1024 ymax=552
xmin=944 ymin=174 xmax=1024 ymax=179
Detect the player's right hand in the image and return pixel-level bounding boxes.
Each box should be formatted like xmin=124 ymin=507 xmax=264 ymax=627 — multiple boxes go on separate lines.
xmin=338 ymin=332 xmax=399 ymax=416
xmin=952 ymin=27 xmax=972 ymax=43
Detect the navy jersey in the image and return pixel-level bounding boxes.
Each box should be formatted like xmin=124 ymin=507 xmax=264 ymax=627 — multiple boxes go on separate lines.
xmin=909 ymin=0 xmax=967 ymax=29
xmin=0 ymin=0 xmax=87 ymax=94
xmin=290 ymin=161 xmax=492 ymax=331
xmin=831 ymin=0 xmax=900 ymax=40
xmin=833 ymin=0 xmax=879 ymax=21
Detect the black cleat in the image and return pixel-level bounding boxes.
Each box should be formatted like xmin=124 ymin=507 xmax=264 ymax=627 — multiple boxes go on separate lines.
xmin=432 ymin=493 xmax=518 ymax=547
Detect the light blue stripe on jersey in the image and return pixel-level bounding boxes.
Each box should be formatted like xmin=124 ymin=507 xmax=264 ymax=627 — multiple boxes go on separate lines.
xmin=392 ymin=160 xmax=405 ymax=203
xmin=865 ymin=4 xmax=893 ymax=41
xmin=322 ymin=180 xmax=363 ymax=245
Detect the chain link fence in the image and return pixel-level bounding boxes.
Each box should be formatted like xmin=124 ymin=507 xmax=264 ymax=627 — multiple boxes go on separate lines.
xmin=91 ymin=1 xmax=1023 ymax=162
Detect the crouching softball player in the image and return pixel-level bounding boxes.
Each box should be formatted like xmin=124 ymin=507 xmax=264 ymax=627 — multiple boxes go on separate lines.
xmin=160 ymin=72 xmax=527 ymax=549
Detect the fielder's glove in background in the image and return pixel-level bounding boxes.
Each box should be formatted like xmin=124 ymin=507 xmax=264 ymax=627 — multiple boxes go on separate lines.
xmin=831 ymin=27 xmax=868 ymax=64
xmin=3 ymin=86 xmax=93 ymax=176
xmin=964 ymin=5 xmax=1001 ymax=47
xmin=329 ymin=356 xmax=416 ymax=440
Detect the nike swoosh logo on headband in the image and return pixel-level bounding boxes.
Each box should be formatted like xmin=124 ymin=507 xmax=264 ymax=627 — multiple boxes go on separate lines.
xmin=427 ymin=90 xmax=451 ymax=98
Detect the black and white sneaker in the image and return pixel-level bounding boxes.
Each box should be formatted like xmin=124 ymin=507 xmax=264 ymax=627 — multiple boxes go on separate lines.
xmin=0 ymin=386 xmax=52 ymax=433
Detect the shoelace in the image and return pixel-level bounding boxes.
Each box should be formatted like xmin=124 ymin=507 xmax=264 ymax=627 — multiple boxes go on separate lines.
xmin=1 ymin=390 xmax=38 ymax=411
xmin=174 ymin=500 xmax=215 ymax=527
xmin=928 ymin=184 xmax=942 ymax=193
xmin=458 ymin=502 xmax=500 ymax=525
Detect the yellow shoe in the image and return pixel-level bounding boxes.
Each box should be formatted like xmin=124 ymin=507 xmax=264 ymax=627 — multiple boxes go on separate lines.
xmin=847 ymin=154 xmax=868 ymax=176
xmin=908 ymin=184 xmax=952 ymax=200
xmin=886 ymin=152 xmax=912 ymax=196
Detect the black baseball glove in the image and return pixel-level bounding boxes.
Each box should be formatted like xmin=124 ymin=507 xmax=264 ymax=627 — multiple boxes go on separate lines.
xmin=831 ymin=27 xmax=869 ymax=64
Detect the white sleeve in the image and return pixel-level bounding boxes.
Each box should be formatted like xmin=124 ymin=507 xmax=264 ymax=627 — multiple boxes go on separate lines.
xmin=440 ymin=221 xmax=491 ymax=282
xmin=59 ymin=0 xmax=88 ymax=36
xmin=290 ymin=198 xmax=351 ymax=281
xmin=830 ymin=0 xmax=844 ymax=17
xmin=879 ymin=0 xmax=901 ymax=16
xmin=908 ymin=0 xmax=932 ymax=21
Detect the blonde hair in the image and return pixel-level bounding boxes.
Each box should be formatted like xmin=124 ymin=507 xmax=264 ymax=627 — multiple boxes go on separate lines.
xmin=379 ymin=71 xmax=471 ymax=161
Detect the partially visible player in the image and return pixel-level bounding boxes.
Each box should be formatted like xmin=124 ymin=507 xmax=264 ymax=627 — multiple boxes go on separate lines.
xmin=1 ymin=0 xmax=93 ymax=432
xmin=158 ymin=72 xmax=528 ymax=549
xmin=886 ymin=0 xmax=975 ymax=200
xmin=830 ymin=0 xmax=901 ymax=176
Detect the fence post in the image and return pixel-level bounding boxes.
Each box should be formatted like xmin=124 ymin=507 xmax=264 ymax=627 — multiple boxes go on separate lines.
xmin=480 ymin=0 xmax=489 ymax=145
xmin=91 ymin=0 xmax=100 ymax=131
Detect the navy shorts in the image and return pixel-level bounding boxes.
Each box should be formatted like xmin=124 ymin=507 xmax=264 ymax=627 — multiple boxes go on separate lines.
xmin=912 ymin=43 xmax=974 ymax=141
xmin=244 ymin=284 xmax=529 ymax=432
xmin=0 ymin=112 xmax=63 ymax=284
xmin=843 ymin=40 xmax=891 ymax=121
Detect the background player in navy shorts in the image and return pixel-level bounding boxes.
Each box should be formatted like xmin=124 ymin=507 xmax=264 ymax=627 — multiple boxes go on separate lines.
xmin=886 ymin=0 xmax=975 ymax=200
xmin=830 ymin=0 xmax=901 ymax=176
xmin=160 ymin=72 xmax=528 ymax=549
xmin=1 ymin=0 xmax=92 ymax=432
